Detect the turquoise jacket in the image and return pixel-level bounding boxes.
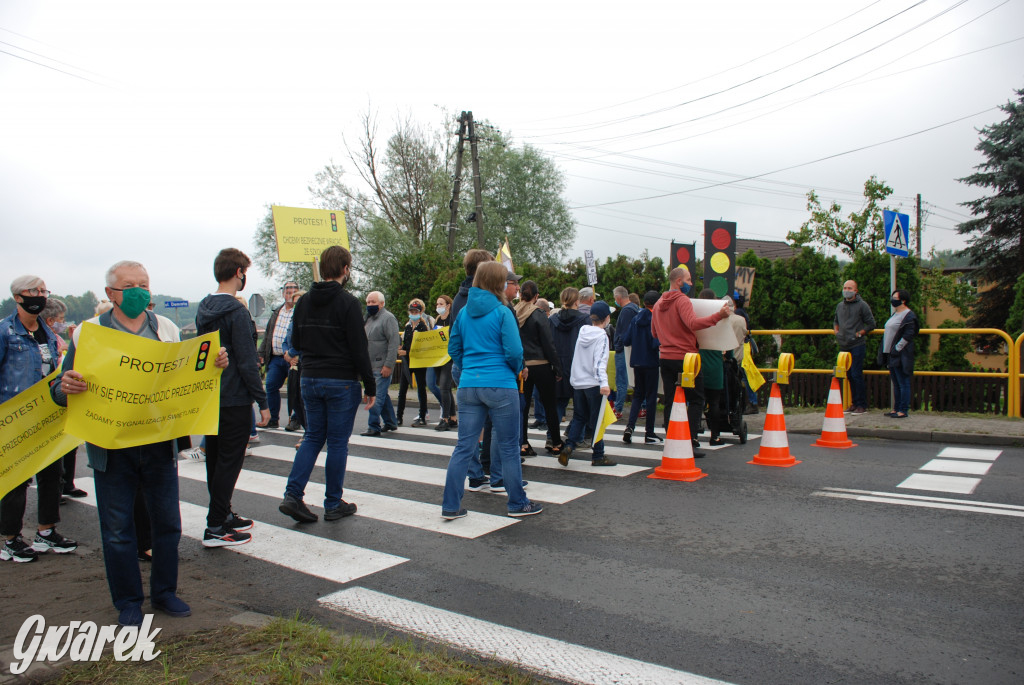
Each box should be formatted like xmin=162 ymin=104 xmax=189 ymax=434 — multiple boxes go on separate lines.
xmin=449 ymin=288 xmax=523 ymax=389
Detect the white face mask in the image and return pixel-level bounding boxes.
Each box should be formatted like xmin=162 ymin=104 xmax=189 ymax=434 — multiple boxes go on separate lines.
xmin=437 ymin=307 xmax=447 ymax=316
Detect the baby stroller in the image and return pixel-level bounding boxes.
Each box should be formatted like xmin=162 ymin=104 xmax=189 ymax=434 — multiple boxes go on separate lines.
xmin=698 ymin=355 xmax=749 ymax=444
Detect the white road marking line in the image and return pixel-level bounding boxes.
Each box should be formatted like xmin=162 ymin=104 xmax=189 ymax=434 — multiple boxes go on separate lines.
xmin=819 ymin=487 xmax=1024 ymax=511
xmin=250 ymin=445 xmax=593 ymax=505
xmin=896 ymin=473 xmax=981 ymax=495
xmin=919 ymin=459 xmax=993 ymax=476
xmin=177 ymin=460 xmax=517 ymax=539
xmin=319 ymin=587 xmax=734 ymax=685
xmin=72 ymin=477 xmax=407 ymax=583
xmin=937 ymin=447 xmax=1002 ymax=461
xmin=814 ymin=490 xmax=1024 ymax=518
xmin=347 ymin=434 xmax=648 ymax=476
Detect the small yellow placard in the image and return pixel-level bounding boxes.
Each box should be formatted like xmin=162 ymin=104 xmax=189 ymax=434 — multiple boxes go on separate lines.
xmin=0 ymin=371 xmax=84 ymax=500
xmin=409 ymin=327 xmax=452 ymax=369
xmin=65 ymin=324 xmax=224 ymax=450
xmin=271 ymin=205 xmax=349 ymax=263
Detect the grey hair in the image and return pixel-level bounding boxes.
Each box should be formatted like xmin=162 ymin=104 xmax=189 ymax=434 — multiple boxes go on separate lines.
xmin=41 ymin=297 xmax=67 ymax=320
xmin=368 ymin=290 xmax=385 ymax=306
xmin=106 ymin=261 xmax=146 ymax=287
xmin=10 ymin=275 xmax=44 ymax=296
xmin=579 ymin=287 xmax=596 ymax=301
xmin=613 ymin=286 xmax=628 ymax=299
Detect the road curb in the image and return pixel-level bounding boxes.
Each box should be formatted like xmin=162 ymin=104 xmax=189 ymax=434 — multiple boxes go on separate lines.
xmin=788 ymin=426 xmax=1024 ymax=447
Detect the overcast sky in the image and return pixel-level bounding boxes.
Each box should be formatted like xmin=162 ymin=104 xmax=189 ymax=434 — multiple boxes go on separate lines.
xmin=2 ymin=0 xmax=1021 ymax=306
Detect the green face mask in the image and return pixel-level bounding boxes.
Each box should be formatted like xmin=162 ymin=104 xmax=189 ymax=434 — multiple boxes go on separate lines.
xmin=117 ymin=287 xmax=151 ymax=318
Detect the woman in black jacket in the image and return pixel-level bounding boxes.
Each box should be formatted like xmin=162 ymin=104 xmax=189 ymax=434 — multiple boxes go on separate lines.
xmin=549 ymin=287 xmax=589 ymax=426
xmin=878 ymin=289 xmax=918 ymax=419
xmin=397 ymin=299 xmax=433 ymax=427
xmin=433 ymin=294 xmax=457 ymax=431
xmin=516 ymin=280 xmax=564 ymax=456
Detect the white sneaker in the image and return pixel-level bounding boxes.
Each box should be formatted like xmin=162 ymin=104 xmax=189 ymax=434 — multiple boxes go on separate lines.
xmin=179 ymin=447 xmax=205 ymax=460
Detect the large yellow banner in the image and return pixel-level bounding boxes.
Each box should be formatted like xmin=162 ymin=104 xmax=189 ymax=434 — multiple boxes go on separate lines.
xmin=409 ymin=327 xmax=451 ymax=368
xmin=271 ymin=205 xmax=349 ymax=263
xmin=0 ymin=371 xmax=84 ymax=500
xmin=65 ymin=324 xmax=223 ymax=450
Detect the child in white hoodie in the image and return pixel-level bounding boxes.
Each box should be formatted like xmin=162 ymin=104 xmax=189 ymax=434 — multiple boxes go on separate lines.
xmin=558 ymin=301 xmax=617 ymax=467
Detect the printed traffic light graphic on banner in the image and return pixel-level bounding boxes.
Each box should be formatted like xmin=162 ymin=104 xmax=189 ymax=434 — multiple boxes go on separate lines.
xmin=670 ymin=242 xmax=697 ymax=285
xmin=704 ymin=220 xmax=736 ymax=298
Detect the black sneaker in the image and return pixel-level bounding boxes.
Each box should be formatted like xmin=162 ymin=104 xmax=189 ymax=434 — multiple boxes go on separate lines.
xmin=1 ymin=535 xmax=39 ymax=563
xmin=264 ymin=420 xmax=280 ymax=429
xmin=591 ymin=457 xmax=617 ymax=467
xmin=324 ymin=501 xmax=357 ymax=520
xmin=279 ymin=495 xmax=318 ymax=523
xmin=360 ymin=429 xmax=383 ymax=437
xmin=32 ymin=528 xmax=78 ymax=554
xmin=202 ymin=527 xmax=252 ymax=547
xmin=645 ymin=434 xmax=664 ymax=444
xmin=411 ymin=416 xmax=427 ymax=427
xmin=709 ymin=437 xmax=725 ymax=446
xmin=285 ymin=419 xmax=303 ymax=432
xmin=507 ymin=502 xmax=543 ymax=518
xmin=435 ymin=419 xmax=450 ymax=432
xmin=558 ymin=444 xmax=573 ymax=466
xmin=224 ymin=512 xmax=254 ymax=532
xmin=63 ymin=487 xmax=88 ymax=498
xmin=442 ymin=508 xmax=468 ymax=520
xmin=622 ymin=427 xmax=633 ymax=444
xmin=489 ymin=480 xmax=528 ymax=494
xmin=466 ymin=479 xmax=489 ymax=492
xmin=383 ymin=424 xmax=398 ymax=432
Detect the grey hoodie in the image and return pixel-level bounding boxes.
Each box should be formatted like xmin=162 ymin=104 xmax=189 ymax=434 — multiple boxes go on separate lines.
xmin=834 ymin=294 xmax=876 ymax=351
xmin=196 ymin=293 xmax=268 ymax=409
xmin=364 ymin=307 xmax=400 ymax=374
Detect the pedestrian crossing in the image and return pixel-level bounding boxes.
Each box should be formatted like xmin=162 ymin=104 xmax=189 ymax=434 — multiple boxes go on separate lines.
xmin=897 ymin=446 xmax=1003 ymax=495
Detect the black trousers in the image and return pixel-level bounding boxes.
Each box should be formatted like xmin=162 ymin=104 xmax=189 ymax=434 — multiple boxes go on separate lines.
xmin=1 ymin=457 xmax=63 ymax=535
xmin=521 ymin=363 xmax=562 ymax=448
xmin=436 ymin=361 xmax=455 ymax=420
xmin=204 ymin=404 xmax=251 ymax=529
xmin=627 ymin=366 xmax=660 ymax=436
xmin=287 ymin=363 xmax=305 ymax=426
xmin=660 ymin=358 xmax=705 ymax=437
xmin=60 ymin=448 xmax=79 ymax=492
xmin=398 ymin=367 xmax=428 ymax=421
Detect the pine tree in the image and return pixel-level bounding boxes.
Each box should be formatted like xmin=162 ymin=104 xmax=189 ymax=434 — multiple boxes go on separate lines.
xmin=957 ymin=88 xmax=1024 ymax=330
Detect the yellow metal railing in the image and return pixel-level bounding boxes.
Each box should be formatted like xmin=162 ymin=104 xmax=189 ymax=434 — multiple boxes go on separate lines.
xmin=749 ymin=328 xmax=1019 ymax=418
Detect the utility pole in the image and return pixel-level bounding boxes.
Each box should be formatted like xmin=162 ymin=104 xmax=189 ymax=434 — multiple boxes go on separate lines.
xmin=916 ymin=193 xmax=922 ymax=259
xmin=446 ymin=113 xmax=468 ymax=254
xmin=467 ymin=113 xmax=485 ymax=248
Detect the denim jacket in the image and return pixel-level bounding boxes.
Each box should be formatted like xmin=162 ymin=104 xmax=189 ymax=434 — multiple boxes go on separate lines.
xmin=1 ymin=311 xmax=59 ymax=403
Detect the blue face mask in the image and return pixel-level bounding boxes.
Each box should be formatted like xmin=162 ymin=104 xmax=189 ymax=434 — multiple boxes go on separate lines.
xmin=409 ymin=313 xmax=421 ymax=321
xmin=680 ymin=283 xmax=691 ymax=295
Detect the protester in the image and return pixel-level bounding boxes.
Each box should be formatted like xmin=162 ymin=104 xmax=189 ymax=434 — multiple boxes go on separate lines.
xmin=698 ymin=289 xmax=727 ymax=446
xmin=612 ymin=285 xmax=641 ymax=419
xmin=731 ymin=291 xmax=757 ymax=414
xmin=258 ymin=280 xmax=300 ymax=429
xmin=557 ymin=301 xmax=616 ymax=467
xmin=451 ymin=249 xmax=494 ymax=323
xmin=195 ymin=248 xmax=270 ymax=547
xmin=879 ymin=289 xmax=918 ymax=419
xmin=53 ymin=260 xmax=229 ymax=626
xmin=834 ymin=280 xmax=876 ymax=415
xmin=550 ymin=287 xmax=589 ymax=423
xmin=397 ymin=299 xmax=433 ymax=427
xmin=441 ymin=261 xmax=541 ymax=519
xmin=432 ymin=294 xmax=457 ymax=431
xmin=578 ymin=287 xmax=596 ymax=316
xmin=651 ymin=267 xmax=730 ymax=458
xmin=279 ymin=246 xmax=375 ymax=523
xmin=283 ymin=289 xmax=306 ymax=433
xmin=622 ymin=291 xmax=662 ymax=444
xmin=515 ymin=280 xmax=563 ymax=457
xmin=1 ymin=276 xmax=78 ymax=563
xmin=361 ymin=290 xmax=400 ymax=437
xmin=477 ymin=271 xmax=523 ymax=475
xmin=530 ymin=298 xmax=551 ymax=429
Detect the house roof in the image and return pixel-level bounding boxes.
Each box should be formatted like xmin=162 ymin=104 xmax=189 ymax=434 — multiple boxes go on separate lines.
xmin=736 ymin=238 xmax=800 ymax=261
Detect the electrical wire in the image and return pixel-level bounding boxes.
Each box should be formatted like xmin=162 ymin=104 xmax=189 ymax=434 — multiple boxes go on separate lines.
xmin=0 ymin=47 xmax=109 ymax=87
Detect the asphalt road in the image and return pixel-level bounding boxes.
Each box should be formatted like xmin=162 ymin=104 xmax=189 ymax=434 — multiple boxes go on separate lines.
xmin=65 ymin=423 xmax=1024 ymax=684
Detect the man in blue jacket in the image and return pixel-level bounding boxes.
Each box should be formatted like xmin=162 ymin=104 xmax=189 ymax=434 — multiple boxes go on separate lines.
xmin=612 ymin=286 xmax=640 ymax=418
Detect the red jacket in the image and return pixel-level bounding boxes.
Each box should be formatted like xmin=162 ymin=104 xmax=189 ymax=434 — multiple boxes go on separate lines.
xmin=650 ymin=290 xmax=724 ymax=360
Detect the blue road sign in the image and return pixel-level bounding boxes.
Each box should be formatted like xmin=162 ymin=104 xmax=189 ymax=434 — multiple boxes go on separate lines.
xmin=883 ymin=210 xmax=910 ymax=258
xmin=164 ymin=300 xmax=189 ymax=308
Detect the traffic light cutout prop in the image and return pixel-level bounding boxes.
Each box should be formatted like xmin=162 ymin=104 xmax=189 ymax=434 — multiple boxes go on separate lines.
xmin=704 ymin=220 xmax=736 ymax=298
xmin=670 ymin=242 xmax=697 ymax=286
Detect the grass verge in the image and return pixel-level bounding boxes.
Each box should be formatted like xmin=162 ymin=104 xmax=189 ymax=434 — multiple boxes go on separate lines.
xmin=50 ymin=616 xmax=540 ymax=684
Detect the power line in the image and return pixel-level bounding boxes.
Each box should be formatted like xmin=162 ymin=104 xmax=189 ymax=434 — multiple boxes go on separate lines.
xmin=0 ymin=47 xmax=109 ymax=87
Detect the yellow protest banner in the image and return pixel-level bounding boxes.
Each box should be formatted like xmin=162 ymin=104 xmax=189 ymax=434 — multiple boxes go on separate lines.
xmin=741 ymin=342 xmax=766 ymax=392
xmin=65 ymin=324 xmax=223 ymax=450
xmin=408 ymin=327 xmax=452 ymax=368
xmin=607 ymin=350 xmax=616 ymax=392
xmin=0 ymin=371 xmax=84 ymax=500
xmin=271 ymin=205 xmax=349 ymax=263
xmin=593 ymin=398 xmax=617 ymax=443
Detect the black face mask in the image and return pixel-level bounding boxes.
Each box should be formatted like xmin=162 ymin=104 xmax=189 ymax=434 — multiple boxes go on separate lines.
xmin=891 ymin=298 xmax=902 ymax=308
xmin=19 ymin=295 xmax=46 ymax=315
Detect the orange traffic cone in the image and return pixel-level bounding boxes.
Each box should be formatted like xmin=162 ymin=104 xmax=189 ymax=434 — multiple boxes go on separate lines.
xmin=748 ymin=383 xmax=801 ymax=467
xmin=648 ymin=386 xmax=707 ymax=482
xmin=813 ymin=378 xmax=857 ymax=449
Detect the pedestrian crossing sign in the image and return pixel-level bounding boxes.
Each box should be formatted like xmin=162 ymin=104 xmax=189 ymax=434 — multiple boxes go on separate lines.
xmin=883 ymin=210 xmax=910 ymax=257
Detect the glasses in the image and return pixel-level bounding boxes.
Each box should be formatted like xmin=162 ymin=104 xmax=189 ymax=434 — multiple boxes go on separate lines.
xmin=109 ymin=285 xmax=150 ymax=292
xmin=23 ymin=288 xmax=51 ymax=297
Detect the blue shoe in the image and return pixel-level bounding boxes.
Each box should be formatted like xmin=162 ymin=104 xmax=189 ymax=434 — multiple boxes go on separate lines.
xmin=152 ymin=595 xmax=191 ymax=617
xmin=441 ymin=508 xmax=467 ymax=520
xmin=119 ymin=605 xmax=144 ymax=627
xmin=507 ymin=502 xmax=544 ymax=518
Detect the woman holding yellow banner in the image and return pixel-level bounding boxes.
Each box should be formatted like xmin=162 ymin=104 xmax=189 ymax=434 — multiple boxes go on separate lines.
xmin=1 ymin=275 xmax=78 ymax=564
xmin=432 ymin=295 xmax=456 ymax=431
xmin=396 ymin=299 xmax=432 ymax=427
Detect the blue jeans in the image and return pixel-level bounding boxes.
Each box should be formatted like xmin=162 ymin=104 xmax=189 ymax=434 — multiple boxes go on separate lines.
xmin=565 ymin=386 xmax=605 ymax=460
xmin=366 ymin=370 xmax=397 ymax=431
xmin=264 ymin=355 xmax=291 ymax=423
xmin=92 ymin=441 xmax=181 ymax=610
xmin=890 ymin=366 xmax=912 ymax=415
xmin=443 ymin=387 xmax=529 ymax=513
xmin=848 ymin=345 xmax=867 ymax=409
xmin=614 ymin=349 xmax=629 ymax=413
xmin=286 ymin=378 xmax=361 ymax=509
xmin=426 ymin=367 xmax=443 ymax=405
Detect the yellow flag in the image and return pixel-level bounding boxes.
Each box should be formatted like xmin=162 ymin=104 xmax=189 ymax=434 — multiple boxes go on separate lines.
xmin=593 ymin=398 xmax=618 ymax=443
xmin=741 ymin=342 xmax=765 ymax=392
xmin=0 ymin=371 xmax=84 ymax=500
xmin=408 ymin=327 xmax=452 ymax=368
xmin=64 ymin=324 xmax=223 ymax=450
